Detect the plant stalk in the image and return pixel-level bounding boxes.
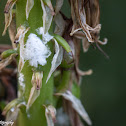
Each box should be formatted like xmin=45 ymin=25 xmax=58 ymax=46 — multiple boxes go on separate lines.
xmin=16 ymin=0 xmax=54 ymax=126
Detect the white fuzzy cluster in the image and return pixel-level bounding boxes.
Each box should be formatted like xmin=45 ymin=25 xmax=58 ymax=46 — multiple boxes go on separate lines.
xmin=36 ymin=27 xmax=53 ymax=43
xmin=56 ymin=108 xmax=70 ymax=126
xmin=18 ymin=73 xmax=25 ymax=97
xmin=24 ymin=27 xmax=53 ymax=67
xmin=19 ymin=73 xmax=25 ymax=88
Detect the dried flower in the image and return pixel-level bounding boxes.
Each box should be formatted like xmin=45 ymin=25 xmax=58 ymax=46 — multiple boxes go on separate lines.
xmin=2 ymin=0 xmax=17 ymax=36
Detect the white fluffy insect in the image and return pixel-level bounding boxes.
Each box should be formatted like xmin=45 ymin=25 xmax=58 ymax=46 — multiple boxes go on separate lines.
xmin=18 ymin=73 xmax=25 ymax=88
xmin=24 ymin=31 xmax=52 ymax=67
xmin=36 ymin=27 xmax=53 ymax=43
xmin=18 ymin=73 xmax=25 ymax=97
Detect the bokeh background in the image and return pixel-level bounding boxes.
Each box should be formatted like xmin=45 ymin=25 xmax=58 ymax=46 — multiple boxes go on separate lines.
xmin=0 ymin=0 xmax=126 ymax=126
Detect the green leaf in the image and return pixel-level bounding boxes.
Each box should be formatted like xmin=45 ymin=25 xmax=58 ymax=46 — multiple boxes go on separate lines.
xmin=54 ymin=34 xmax=71 ymax=53
xmin=1 ymin=49 xmax=17 ymax=59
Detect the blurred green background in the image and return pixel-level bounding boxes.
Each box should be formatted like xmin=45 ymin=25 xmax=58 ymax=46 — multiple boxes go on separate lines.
xmin=0 ymin=0 xmax=126 ymax=126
